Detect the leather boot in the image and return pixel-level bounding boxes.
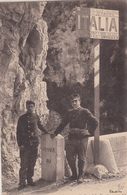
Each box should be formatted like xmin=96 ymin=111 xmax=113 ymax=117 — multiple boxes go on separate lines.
xmin=69 ymin=168 xmax=77 ymax=181
xmin=18 ymin=182 xmax=26 ymax=190
xmin=69 ymin=174 xmax=77 ymax=181
xmin=27 ymin=178 xmax=36 ymax=186
xmin=77 ymin=171 xmax=84 ymax=183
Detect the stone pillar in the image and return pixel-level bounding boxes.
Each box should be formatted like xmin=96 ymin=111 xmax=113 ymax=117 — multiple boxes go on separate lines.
xmin=41 ymin=134 xmax=65 ymax=181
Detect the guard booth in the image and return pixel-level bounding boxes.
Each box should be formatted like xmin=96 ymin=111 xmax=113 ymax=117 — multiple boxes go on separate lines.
xmin=41 ymin=134 xmax=65 ymax=181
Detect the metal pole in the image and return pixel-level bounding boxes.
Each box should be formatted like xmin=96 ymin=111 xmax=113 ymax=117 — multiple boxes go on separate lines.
xmin=94 ymin=39 xmax=100 ymax=165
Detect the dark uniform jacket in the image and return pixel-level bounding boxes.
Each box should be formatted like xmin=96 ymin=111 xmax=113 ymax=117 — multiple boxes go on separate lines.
xmin=54 ymin=107 xmax=98 ymax=139
xmin=17 ymin=112 xmax=48 ymax=147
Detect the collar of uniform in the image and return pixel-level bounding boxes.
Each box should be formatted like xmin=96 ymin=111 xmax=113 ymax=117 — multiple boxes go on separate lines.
xmin=73 ymin=106 xmax=82 ymax=111
xmin=26 ymin=112 xmax=36 ymax=117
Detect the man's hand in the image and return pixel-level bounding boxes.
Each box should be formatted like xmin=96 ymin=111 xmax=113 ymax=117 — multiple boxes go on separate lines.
xmin=20 ymin=145 xmax=25 ymax=151
xmin=50 ymin=133 xmax=56 ymax=139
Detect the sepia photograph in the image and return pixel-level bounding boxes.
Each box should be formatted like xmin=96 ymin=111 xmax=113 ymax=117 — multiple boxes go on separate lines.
xmin=0 ymin=0 xmax=127 ymax=194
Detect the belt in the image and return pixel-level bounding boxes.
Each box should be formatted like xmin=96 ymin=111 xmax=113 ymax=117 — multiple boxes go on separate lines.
xmin=68 ymin=128 xmax=90 ymax=140
xmin=69 ymin=128 xmax=88 ymax=134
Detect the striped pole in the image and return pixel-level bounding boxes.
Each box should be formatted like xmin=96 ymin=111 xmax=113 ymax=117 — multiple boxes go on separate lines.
xmin=94 ymin=39 xmax=100 ymax=165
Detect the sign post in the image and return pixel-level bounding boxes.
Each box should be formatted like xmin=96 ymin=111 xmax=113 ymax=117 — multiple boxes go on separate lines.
xmin=76 ymin=7 xmax=119 ymax=164
xmin=94 ymin=39 xmax=100 ymax=164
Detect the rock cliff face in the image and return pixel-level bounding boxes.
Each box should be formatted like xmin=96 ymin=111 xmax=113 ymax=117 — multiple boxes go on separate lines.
xmin=0 ymin=2 xmax=49 ymax=188
xmin=43 ymin=2 xmax=93 ymax=87
xmin=43 ymin=1 xmax=95 ymax=115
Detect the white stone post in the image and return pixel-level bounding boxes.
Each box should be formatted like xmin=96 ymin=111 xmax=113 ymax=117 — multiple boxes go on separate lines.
xmin=41 ymin=134 xmax=65 ymax=181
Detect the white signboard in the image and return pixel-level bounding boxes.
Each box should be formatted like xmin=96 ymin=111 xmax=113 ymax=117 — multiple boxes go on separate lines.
xmin=90 ymin=8 xmax=119 ymax=40
xmin=76 ymin=8 xmax=119 ymax=40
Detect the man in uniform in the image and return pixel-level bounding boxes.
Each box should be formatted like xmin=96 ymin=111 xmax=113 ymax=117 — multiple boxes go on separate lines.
xmin=51 ymin=94 xmax=98 ymax=183
xmin=17 ymin=100 xmax=49 ymax=190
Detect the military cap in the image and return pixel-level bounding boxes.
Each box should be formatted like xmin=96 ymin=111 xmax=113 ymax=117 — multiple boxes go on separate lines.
xmin=26 ymin=100 xmax=35 ymax=106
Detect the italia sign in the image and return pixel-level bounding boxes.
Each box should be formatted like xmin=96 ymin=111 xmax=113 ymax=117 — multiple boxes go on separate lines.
xmin=76 ymin=8 xmax=119 ymax=40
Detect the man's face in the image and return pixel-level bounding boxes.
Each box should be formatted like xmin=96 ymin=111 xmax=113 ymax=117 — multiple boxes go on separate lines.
xmin=71 ymin=98 xmax=81 ymax=109
xmin=26 ymin=104 xmax=35 ymax=113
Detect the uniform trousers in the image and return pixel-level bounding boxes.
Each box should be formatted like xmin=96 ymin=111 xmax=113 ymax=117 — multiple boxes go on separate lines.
xmin=19 ymin=145 xmax=38 ymax=185
xmin=65 ymin=137 xmax=88 ymax=177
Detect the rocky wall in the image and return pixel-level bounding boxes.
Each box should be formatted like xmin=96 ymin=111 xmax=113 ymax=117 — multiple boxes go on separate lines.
xmin=43 ymin=1 xmax=95 ymax=115
xmin=0 ymin=2 xmax=49 ymax=188
xmin=43 ymin=1 xmax=94 ymax=87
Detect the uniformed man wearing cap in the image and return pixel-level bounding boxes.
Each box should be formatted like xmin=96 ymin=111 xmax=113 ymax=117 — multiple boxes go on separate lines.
xmin=51 ymin=94 xmax=98 ymax=183
xmin=17 ymin=100 xmax=49 ymax=190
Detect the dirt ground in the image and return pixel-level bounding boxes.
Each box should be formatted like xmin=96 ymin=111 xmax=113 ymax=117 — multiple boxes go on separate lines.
xmin=2 ymin=166 xmax=127 ymax=195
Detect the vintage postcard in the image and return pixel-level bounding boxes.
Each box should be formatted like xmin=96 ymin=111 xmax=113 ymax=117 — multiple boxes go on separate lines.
xmin=0 ymin=0 xmax=127 ymax=194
